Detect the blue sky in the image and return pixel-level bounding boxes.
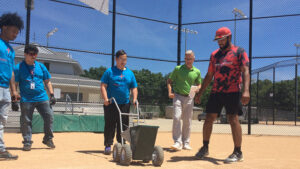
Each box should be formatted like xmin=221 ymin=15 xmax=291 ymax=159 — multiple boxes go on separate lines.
xmin=1 ymin=0 xmax=299 ymax=78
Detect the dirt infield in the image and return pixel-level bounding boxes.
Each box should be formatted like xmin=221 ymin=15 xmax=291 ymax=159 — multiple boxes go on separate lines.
xmin=1 ymin=132 xmax=300 ymax=169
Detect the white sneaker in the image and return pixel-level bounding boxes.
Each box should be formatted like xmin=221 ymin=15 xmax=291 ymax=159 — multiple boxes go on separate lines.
xmin=183 ymin=143 xmax=192 ymax=150
xmin=171 ymin=142 xmax=182 ymax=151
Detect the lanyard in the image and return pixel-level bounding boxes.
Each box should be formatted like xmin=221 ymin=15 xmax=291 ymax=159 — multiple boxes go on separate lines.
xmin=23 ymin=61 xmax=35 ymax=81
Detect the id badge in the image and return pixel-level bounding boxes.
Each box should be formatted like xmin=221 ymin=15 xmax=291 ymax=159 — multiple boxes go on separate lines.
xmin=30 ymin=82 xmax=35 ymax=89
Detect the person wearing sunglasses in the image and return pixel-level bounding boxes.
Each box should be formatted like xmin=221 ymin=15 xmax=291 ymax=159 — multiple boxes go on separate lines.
xmin=14 ymin=44 xmax=56 ymax=151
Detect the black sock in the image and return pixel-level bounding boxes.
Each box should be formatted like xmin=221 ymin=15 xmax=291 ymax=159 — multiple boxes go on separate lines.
xmin=234 ymin=147 xmax=242 ymax=154
xmin=203 ymin=141 xmax=209 ymax=148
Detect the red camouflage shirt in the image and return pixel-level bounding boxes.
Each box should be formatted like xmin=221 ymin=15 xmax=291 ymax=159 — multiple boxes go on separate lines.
xmin=208 ymin=45 xmax=249 ymax=93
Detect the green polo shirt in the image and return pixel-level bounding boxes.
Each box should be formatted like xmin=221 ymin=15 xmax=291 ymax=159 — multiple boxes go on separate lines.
xmin=169 ymin=64 xmax=202 ymax=95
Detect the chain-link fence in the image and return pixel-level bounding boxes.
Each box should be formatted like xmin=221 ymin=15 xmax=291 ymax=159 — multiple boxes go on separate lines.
xmin=252 ymin=59 xmax=300 ymax=126
xmin=1 ymin=0 xmax=299 ymax=135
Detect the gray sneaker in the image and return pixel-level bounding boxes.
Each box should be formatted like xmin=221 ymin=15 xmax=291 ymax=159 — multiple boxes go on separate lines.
xmin=225 ymin=152 xmax=243 ymax=163
xmin=0 ymin=151 xmax=18 ymax=160
xmin=195 ymin=146 xmax=209 ymax=159
xmin=23 ymin=144 xmax=32 ymax=151
xmin=42 ymin=139 xmax=55 ymax=149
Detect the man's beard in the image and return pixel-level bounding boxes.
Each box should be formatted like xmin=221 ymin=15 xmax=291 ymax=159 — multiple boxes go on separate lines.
xmin=220 ymin=38 xmax=230 ymax=50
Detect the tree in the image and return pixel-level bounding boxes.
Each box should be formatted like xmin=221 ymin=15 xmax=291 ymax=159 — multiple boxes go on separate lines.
xmin=82 ymin=66 xmax=215 ymax=115
xmin=251 ymin=78 xmax=297 ymax=111
xmin=195 ymin=82 xmax=212 ymax=110
xmin=81 ymin=66 xmax=107 ymax=80
xmin=82 ymin=67 xmax=172 ymax=107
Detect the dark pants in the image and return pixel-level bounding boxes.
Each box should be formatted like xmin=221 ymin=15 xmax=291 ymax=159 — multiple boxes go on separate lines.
xmin=104 ymin=103 xmax=130 ymax=146
xmin=20 ymin=101 xmax=54 ymax=145
xmin=206 ymin=92 xmax=243 ymax=116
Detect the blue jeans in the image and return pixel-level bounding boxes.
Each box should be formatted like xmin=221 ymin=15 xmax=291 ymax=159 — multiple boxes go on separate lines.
xmin=20 ymin=101 xmax=54 ymax=145
xmin=0 ymin=87 xmax=10 ymax=152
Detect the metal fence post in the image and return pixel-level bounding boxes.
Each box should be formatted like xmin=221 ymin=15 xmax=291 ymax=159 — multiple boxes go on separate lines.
xmin=77 ymin=79 xmax=80 ymax=102
xmin=248 ymin=0 xmax=253 ymax=135
xmin=257 ymin=72 xmax=259 ymax=123
xmin=25 ymin=0 xmax=32 ymax=45
xmin=111 ymin=0 xmax=116 ymax=67
xmin=295 ymin=64 xmax=298 ymax=126
xmin=273 ymin=67 xmax=275 ymax=125
xmin=177 ymin=0 xmax=182 ymax=66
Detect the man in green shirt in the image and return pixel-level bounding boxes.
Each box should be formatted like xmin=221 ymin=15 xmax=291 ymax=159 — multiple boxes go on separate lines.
xmin=167 ymin=50 xmax=202 ymax=151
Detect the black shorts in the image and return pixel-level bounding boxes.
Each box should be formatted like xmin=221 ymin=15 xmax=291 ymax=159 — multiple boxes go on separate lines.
xmin=206 ymin=92 xmax=243 ymax=116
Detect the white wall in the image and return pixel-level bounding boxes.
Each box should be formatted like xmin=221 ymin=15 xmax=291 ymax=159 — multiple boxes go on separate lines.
xmin=49 ymin=62 xmax=74 ymax=75
xmin=15 ymin=58 xmax=75 ymax=75
xmin=88 ymin=93 xmax=101 ymax=102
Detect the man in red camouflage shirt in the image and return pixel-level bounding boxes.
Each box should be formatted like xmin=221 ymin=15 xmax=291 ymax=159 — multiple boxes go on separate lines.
xmin=194 ymin=27 xmax=250 ymax=163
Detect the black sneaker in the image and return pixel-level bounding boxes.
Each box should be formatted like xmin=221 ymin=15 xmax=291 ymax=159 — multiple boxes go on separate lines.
xmin=23 ymin=144 xmax=32 ymax=151
xmin=42 ymin=139 xmax=55 ymax=149
xmin=195 ymin=146 xmax=209 ymax=159
xmin=224 ymin=151 xmax=243 ymax=163
xmin=0 ymin=151 xmax=18 ymax=160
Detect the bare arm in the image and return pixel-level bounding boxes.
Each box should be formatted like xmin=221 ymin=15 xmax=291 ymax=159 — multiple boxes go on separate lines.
xmin=131 ymin=87 xmax=138 ymax=105
xmin=196 ymin=84 xmax=202 ymax=92
xmin=195 ymin=72 xmax=213 ymax=104
xmin=167 ymin=78 xmax=174 ymax=99
xmin=198 ymin=72 xmax=214 ymax=95
xmin=44 ymin=80 xmax=57 ymax=105
xmin=44 ymin=79 xmax=54 ymax=95
xmin=9 ymin=72 xmax=19 ymax=101
xmin=241 ymin=65 xmax=250 ymax=105
xmin=15 ymin=82 xmax=19 ymax=97
xmin=100 ymin=83 xmax=110 ymax=106
xmin=15 ymin=82 xmax=18 ymax=91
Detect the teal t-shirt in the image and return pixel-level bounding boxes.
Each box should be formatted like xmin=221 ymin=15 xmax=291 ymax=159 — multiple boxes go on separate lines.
xmin=0 ymin=38 xmax=15 ymax=88
xmin=14 ymin=61 xmax=51 ymax=102
xmin=101 ymin=66 xmax=138 ymax=104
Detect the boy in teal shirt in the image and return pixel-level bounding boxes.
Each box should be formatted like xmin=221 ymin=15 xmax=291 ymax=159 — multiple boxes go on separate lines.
xmin=0 ymin=12 xmax=23 ymax=160
xmin=14 ymin=45 xmax=56 ymax=151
